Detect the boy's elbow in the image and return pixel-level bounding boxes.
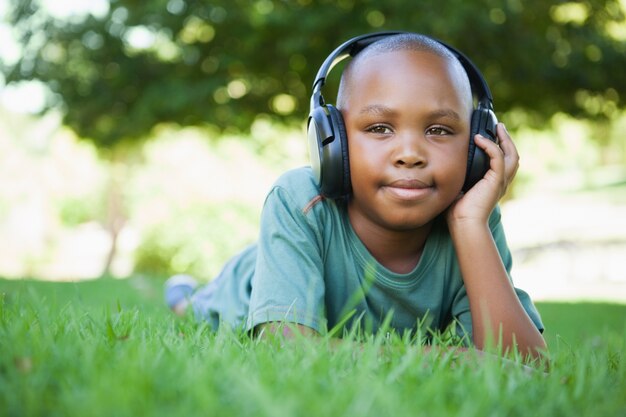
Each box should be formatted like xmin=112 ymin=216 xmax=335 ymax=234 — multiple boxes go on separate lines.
xmin=529 ymin=337 xmax=550 ymax=362
xmin=254 ymin=322 xmax=319 ymax=339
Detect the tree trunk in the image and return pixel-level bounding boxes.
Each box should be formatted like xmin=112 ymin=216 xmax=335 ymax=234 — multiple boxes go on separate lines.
xmin=101 ymin=154 xmax=128 ymax=277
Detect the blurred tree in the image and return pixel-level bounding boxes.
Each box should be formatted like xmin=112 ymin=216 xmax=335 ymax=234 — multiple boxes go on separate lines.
xmin=3 ymin=0 xmax=625 ymax=147
xmin=2 ymin=0 xmax=624 ymax=275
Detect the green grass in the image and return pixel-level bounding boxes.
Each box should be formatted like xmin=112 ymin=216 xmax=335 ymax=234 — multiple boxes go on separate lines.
xmin=1 ymin=278 xmax=625 ymax=417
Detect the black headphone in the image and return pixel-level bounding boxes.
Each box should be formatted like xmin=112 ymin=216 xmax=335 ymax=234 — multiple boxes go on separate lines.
xmin=307 ymin=31 xmax=498 ymax=199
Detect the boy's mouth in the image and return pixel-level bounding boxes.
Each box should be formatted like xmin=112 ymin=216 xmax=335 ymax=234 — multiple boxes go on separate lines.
xmin=384 ymin=179 xmax=433 ymax=201
xmin=387 ymin=179 xmax=431 ymax=189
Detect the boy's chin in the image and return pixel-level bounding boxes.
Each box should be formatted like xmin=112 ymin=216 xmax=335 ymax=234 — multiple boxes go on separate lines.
xmin=382 ymin=216 xmax=439 ymax=232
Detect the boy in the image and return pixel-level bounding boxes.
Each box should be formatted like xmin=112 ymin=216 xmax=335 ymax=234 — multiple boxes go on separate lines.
xmin=166 ymin=33 xmax=546 ymax=359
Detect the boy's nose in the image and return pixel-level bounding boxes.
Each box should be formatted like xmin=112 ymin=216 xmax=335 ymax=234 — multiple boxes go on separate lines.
xmin=394 ymin=134 xmax=427 ymax=168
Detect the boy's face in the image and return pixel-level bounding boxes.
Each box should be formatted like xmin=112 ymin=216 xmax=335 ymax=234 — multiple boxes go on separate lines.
xmin=342 ymin=50 xmax=473 ymax=231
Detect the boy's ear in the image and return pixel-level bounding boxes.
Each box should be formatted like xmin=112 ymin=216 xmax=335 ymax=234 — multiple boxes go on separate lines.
xmin=463 ymin=105 xmax=498 ymax=192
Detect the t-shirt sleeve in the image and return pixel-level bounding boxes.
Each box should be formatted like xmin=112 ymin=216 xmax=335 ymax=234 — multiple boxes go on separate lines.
xmin=246 ymin=183 xmax=327 ymax=333
xmin=451 ymin=206 xmax=545 ymax=343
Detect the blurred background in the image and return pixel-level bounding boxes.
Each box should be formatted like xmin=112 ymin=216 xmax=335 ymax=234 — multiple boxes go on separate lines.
xmin=0 ymin=0 xmax=624 ymax=303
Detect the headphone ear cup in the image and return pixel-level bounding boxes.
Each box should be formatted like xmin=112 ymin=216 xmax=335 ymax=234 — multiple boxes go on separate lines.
xmin=326 ymin=105 xmax=351 ymax=198
xmin=307 ymin=107 xmax=326 ymax=188
xmin=463 ymin=107 xmax=498 ymax=192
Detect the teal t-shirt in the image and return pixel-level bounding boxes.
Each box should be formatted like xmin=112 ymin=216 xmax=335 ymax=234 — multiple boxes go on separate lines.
xmin=190 ymin=167 xmax=544 ymax=341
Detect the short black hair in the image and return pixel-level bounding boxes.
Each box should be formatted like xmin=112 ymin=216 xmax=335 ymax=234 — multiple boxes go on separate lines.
xmin=336 ymin=33 xmax=470 ymax=110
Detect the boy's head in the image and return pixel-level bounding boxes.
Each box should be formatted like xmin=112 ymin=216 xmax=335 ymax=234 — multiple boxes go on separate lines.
xmin=308 ymin=32 xmax=498 ymax=216
xmin=336 ymin=33 xmax=472 ymax=113
xmin=337 ymin=34 xmax=475 ymax=231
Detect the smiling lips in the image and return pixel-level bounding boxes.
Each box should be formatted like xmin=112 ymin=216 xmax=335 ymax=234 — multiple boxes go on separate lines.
xmin=384 ymin=179 xmax=433 ymax=201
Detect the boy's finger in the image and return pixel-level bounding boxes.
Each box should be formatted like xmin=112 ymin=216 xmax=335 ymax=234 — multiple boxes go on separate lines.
xmin=475 ymin=134 xmax=504 ymax=173
xmin=496 ymin=123 xmax=516 ymax=155
xmin=495 ymin=123 xmax=520 ymax=181
xmin=475 ymin=133 xmax=503 ymax=156
xmin=496 ymin=122 xmax=511 ymax=141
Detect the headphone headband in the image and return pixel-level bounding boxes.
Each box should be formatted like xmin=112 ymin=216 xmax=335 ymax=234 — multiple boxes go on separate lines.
xmin=310 ymin=31 xmax=494 ymax=112
xmin=310 ymin=32 xmax=404 ymax=110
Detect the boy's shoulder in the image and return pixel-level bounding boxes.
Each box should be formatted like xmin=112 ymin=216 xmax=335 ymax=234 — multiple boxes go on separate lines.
xmin=267 ymin=166 xmax=341 ymax=223
xmin=271 ymin=166 xmax=322 ymax=203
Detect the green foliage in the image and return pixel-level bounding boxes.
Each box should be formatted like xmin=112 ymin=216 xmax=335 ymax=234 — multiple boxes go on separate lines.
xmin=132 ymin=201 xmax=259 ymax=279
xmin=58 ymin=194 xmax=107 ymax=227
xmin=0 ymin=278 xmax=625 ymax=417
xmin=3 ymin=0 xmax=625 ymax=149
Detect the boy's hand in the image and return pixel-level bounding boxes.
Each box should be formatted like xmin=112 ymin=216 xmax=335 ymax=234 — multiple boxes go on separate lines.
xmin=447 ymin=123 xmax=519 ymax=225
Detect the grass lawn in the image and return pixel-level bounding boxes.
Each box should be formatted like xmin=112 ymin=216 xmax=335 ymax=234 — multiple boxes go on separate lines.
xmin=1 ymin=277 xmax=624 ymax=417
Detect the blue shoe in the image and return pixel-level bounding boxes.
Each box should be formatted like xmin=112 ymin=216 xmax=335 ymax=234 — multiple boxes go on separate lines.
xmin=164 ymin=274 xmax=198 ymax=310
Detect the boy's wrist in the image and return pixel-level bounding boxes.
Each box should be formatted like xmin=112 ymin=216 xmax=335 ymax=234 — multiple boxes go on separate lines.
xmin=446 ymin=195 xmax=497 ymax=234
xmin=447 ymin=216 xmax=490 ymax=238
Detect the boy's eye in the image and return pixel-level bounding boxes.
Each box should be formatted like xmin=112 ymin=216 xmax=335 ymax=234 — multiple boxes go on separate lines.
xmin=426 ymin=126 xmax=453 ymax=136
xmin=366 ymin=124 xmax=393 ymax=135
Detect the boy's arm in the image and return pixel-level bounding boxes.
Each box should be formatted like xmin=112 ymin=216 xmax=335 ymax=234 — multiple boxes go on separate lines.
xmin=447 ymin=124 xmax=547 ymax=359
xmin=246 ymin=174 xmax=327 ymax=333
